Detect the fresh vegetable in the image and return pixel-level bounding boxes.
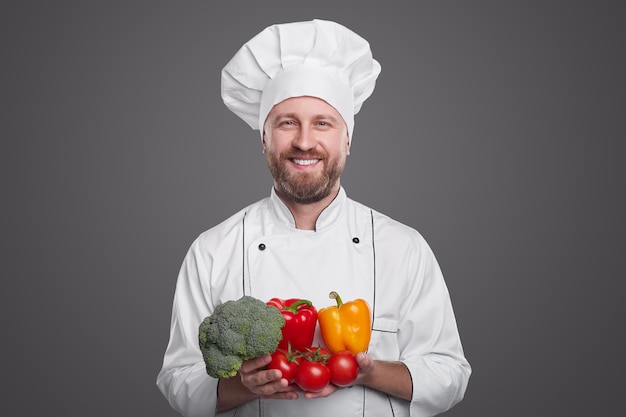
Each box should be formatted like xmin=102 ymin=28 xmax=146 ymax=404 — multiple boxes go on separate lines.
xmin=295 ymin=361 xmax=331 ymax=392
xmin=318 ymin=291 xmax=372 ymax=354
xmin=267 ymin=346 xmax=300 ymax=384
xmin=273 ymin=346 xmax=360 ymax=391
xmin=327 ymin=350 xmax=359 ymax=387
xmin=198 ymin=295 xmax=285 ymax=379
xmin=266 ymin=298 xmax=318 ymax=351
xmin=294 ymin=348 xmax=332 ymax=392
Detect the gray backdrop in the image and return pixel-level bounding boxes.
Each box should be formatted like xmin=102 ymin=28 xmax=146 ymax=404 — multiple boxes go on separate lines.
xmin=3 ymin=1 xmax=624 ymax=416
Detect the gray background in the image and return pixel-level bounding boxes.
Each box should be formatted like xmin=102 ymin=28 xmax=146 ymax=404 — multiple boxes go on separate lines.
xmin=3 ymin=1 xmax=624 ymax=416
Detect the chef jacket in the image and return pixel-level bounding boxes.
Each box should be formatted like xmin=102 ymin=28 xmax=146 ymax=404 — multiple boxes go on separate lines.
xmin=157 ymin=187 xmax=471 ymax=417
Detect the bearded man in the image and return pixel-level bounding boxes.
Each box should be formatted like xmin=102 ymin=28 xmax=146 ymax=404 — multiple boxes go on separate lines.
xmin=157 ymin=19 xmax=471 ymax=417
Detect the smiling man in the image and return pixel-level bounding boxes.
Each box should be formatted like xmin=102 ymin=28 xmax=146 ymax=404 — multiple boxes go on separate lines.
xmin=157 ymin=19 xmax=471 ymax=417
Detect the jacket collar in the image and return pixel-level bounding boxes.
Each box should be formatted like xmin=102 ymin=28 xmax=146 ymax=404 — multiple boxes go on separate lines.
xmin=269 ymin=186 xmax=347 ymax=231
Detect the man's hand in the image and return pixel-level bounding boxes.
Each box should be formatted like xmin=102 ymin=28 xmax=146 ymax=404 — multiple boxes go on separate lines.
xmin=354 ymin=352 xmax=413 ymax=401
xmin=239 ymin=354 xmax=299 ymax=399
xmin=216 ymin=355 xmax=299 ymax=412
xmin=305 ymin=352 xmax=410 ymax=399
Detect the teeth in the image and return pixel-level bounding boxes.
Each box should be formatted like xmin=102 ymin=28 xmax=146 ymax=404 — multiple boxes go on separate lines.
xmin=293 ymin=159 xmax=319 ymax=166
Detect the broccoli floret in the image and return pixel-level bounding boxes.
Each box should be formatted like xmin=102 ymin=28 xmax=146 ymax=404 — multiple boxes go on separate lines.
xmin=200 ymin=343 xmax=243 ymax=379
xmin=198 ymin=295 xmax=285 ymax=379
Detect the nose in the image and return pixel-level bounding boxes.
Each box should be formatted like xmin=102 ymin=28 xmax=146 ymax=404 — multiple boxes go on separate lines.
xmin=292 ymin=126 xmax=316 ymax=151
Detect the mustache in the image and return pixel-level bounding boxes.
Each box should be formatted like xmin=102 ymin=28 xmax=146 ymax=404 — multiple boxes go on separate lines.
xmin=279 ymin=151 xmax=327 ymax=160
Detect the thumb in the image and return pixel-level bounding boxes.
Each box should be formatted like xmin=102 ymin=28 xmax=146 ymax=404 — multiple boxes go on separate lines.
xmin=355 ymin=352 xmax=374 ymax=372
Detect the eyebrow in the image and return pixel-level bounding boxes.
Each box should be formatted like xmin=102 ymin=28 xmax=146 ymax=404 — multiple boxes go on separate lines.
xmin=272 ymin=112 xmax=341 ymax=123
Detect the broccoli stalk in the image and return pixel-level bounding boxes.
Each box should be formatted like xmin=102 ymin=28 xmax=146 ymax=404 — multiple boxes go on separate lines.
xmin=198 ymin=295 xmax=285 ymax=378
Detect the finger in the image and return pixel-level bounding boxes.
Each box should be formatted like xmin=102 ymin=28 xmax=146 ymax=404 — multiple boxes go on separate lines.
xmin=264 ymin=381 xmax=300 ymax=399
xmin=240 ymin=354 xmax=271 ymax=374
xmin=242 ymin=368 xmax=282 ymax=389
xmin=247 ymin=375 xmax=291 ymax=396
xmin=355 ymin=352 xmax=373 ymax=371
xmin=303 ymin=383 xmax=339 ymax=399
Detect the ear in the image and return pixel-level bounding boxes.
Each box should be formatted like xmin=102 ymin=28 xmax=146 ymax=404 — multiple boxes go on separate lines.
xmin=262 ymin=133 xmax=267 ymax=154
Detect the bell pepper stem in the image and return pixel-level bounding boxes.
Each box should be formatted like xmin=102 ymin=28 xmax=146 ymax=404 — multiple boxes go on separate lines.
xmin=329 ymin=291 xmax=344 ymax=307
xmin=283 ymin=299 xmax=313 ymax=313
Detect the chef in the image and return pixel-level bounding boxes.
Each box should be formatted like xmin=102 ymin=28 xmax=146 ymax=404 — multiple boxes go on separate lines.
xmin=157 ymin=19 xmax=471 ymax=417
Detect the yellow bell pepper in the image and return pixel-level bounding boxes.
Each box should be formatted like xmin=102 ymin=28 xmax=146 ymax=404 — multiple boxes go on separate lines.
xmin=318 ymin=291 xmax=371 ymax=354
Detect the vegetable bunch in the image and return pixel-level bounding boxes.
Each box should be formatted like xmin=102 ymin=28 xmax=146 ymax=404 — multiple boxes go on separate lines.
xmin=268 ymin=346 xmax=359 ymax=392
xmin=265 ymin=291 xmax=371 ymax=392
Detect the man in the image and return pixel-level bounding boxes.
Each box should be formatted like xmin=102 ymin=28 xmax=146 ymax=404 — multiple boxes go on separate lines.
xmin=157 ymin=19 xmax=471 ymax=417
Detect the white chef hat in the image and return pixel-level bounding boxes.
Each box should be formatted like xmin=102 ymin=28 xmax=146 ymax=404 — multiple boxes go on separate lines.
xmin=221 ymin=19 xmax=381 ymax=140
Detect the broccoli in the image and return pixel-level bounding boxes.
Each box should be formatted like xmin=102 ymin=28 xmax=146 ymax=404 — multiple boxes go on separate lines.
xmin=198 ymin=295 xmax=285 ymax=378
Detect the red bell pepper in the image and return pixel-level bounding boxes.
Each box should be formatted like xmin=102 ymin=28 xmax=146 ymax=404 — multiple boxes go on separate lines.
xmin=267 ymin=298 xmax=318 ymax=351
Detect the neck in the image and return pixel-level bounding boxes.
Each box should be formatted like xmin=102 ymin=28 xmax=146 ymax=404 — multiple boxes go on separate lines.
xmin=275 ymin=185 xmax=340 ymax=231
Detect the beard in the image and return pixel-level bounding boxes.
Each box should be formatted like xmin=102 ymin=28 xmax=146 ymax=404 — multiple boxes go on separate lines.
xmin=266 ymin=149 xmax=346 ymax=204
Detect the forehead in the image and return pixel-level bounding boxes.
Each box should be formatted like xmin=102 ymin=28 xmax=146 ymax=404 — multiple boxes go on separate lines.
xmin=268 ymin=96 xmax=343 ymax=120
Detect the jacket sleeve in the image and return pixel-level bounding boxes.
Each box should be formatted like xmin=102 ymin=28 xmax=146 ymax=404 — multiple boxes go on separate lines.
xmin=400 ymin=232 xmax=471 ymax=416
xmin=156 ymin=238 xmax=220 ymax=417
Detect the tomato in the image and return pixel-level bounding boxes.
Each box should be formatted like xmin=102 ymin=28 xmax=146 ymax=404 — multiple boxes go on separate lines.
xmin=267 ymin=350 xmax=299 ymax=384
xmin=295 ymin=360 xmax=331 ymax=392
xmin=327 ymin=351 xmax=359 ymax=387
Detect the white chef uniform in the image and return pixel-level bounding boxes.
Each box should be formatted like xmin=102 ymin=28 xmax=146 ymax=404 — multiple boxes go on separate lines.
xmin=157 ymin=187 xmax=470 ymax=417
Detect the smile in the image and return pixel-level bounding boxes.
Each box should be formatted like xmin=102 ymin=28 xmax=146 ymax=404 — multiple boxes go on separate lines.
xmin=292 ymin=158 xmax=320 ymax=166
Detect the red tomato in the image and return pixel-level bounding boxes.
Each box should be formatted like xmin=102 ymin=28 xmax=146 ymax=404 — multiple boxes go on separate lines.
xmin=295 ymin=360 xmax=331 ymax=392
xmin=327 ymin=351 xmax=359 ymax=387
xmin=267 ymin=350 xmax=299 ymax=384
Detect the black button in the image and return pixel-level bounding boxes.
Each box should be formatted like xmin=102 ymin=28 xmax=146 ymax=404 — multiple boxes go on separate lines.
xmin=352 ymin=237 xmax=360 ymax=244
xmin=258 ymin=243 xmax=266 ymax=251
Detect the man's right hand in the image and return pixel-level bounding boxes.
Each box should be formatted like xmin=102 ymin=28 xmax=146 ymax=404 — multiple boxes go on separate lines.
xmin=239 ymin=354 xmax=300 ymax=399
xmin=217 ymin=354 xmax=299 ymax=412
